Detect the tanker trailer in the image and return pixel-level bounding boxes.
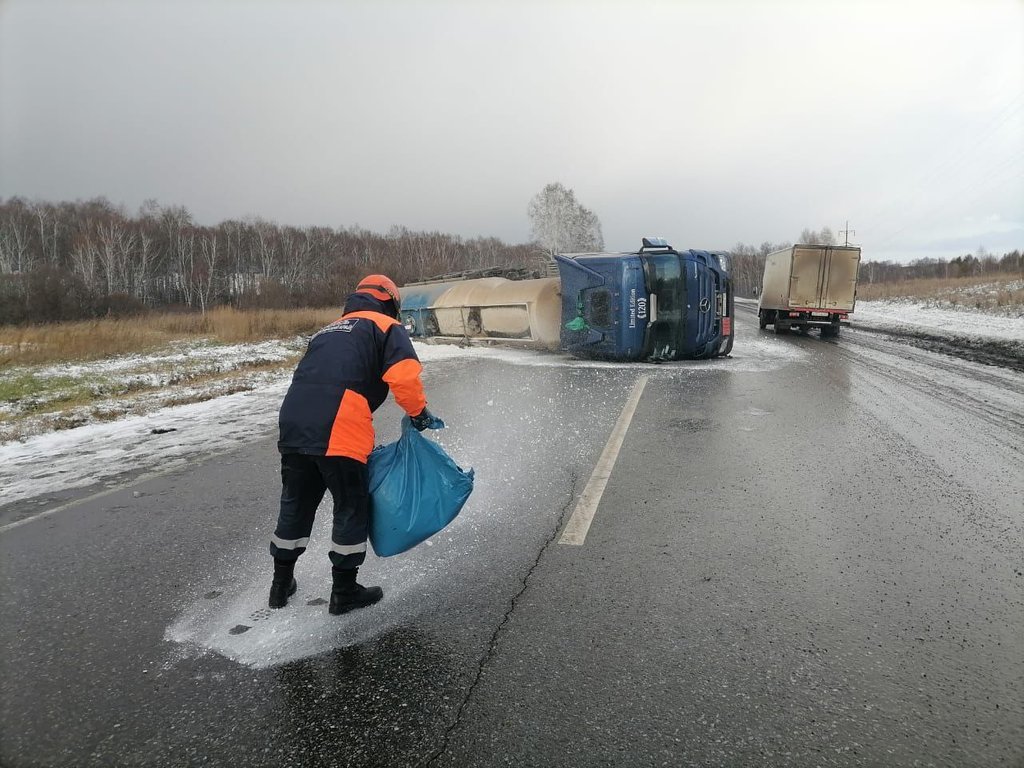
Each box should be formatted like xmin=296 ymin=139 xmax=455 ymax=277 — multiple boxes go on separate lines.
xmin=400 ymin=238 xmax=734 ymax=362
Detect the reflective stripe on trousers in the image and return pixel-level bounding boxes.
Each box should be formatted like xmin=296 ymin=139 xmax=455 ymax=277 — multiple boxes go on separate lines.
xmin=331 ymin=542 xmax=367 ymax=556
xmin=270 ymin=535 xmax=311 ymax=551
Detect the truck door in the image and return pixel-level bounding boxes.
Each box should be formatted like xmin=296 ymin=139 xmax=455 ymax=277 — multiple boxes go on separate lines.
xmin=823 ymin=248 xmax=860 ymax=309
xmin=790 ymin=246 xmax=827 ymax=309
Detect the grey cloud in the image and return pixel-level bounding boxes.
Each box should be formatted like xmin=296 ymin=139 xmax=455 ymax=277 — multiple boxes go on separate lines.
xmin=1 ymin=0 xmax=1021 ymax=261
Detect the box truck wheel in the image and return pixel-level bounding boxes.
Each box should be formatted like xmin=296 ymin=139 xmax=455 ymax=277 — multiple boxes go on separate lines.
xmin=821 ymin=324 xmax=840 ymax=339
xmin=758 ymin=310 xmax=768 ymax=329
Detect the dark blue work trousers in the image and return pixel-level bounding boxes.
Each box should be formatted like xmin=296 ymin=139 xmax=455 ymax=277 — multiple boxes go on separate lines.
xmin=270 ymin=453 xmax=369 ymax=569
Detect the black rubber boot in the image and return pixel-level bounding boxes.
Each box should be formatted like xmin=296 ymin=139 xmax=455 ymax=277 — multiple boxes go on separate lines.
xmin=268 ymin=558 xmax=298 ymax=609
xmin=328 ymin=567 xmax=383 ymax=615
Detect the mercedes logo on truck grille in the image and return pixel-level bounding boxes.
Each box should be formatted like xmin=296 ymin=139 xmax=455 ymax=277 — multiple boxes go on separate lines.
xmin=699 ymin=297 xmax=711 ymax=313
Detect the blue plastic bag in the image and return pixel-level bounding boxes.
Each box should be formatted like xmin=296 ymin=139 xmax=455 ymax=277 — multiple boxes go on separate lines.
xmin=368 ymin=417 xmax=474 ymax=557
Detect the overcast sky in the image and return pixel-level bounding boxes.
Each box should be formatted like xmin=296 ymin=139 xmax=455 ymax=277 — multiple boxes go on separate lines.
xmin=1 ymin=0 xmax=1021 ymax=262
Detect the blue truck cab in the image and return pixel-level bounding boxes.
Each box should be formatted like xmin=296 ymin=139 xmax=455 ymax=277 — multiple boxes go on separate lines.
xmin=556 ymin=238 xmax=734 ymax=361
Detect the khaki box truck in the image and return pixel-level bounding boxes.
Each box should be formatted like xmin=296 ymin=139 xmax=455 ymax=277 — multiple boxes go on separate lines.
xmin=758 ymin=244 xmax=861 ymax=338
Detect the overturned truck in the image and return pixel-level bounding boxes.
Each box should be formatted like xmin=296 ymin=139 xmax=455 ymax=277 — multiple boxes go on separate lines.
xmin=400 ymin=238 xmax=734 ymax=362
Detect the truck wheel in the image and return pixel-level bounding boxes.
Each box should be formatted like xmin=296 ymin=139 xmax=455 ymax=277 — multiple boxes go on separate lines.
xmin=774 ymin=321 xmax=790 ymax=335
xmin=821 ymin=324 xmax=839 ymax=339
xmin=758 ymin=311 xmax=768 ymax=329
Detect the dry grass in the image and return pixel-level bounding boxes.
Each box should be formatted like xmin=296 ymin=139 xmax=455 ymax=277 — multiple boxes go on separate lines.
xmin=0 ymin=360 xmax=298 ymax=443
xmin=0 ymin=307 xmax=339 ymax=367
xmin=858 ymin=272 xmax=1024 ymax=311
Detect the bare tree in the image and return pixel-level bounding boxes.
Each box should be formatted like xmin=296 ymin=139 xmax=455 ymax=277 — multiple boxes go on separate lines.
xmin=175 ymin=230 xmax=197 ymax=308
xmin=253 ymin=219 xmax=279 ymax=280
xmin=33 ymin=202 xmax=62 ymax=266
xmin=799 ymin=226 xmax=837 ymax=245
xmin=131 ymin=231 xmax=153 ymax=302
xmin=0 ymin=200 xmax=33 ymax=273
xmin=528 ymin=182 xmax=604 ymax=254
xmin=95 ymin=220 xmax=139 ymax=295
xmin=196 ymin=232 xmax=219 ymax=313
xmin=278 ymin=226 xmax=310 ymax=290
xmin=70 ymin=238 xmax=101 ymax=291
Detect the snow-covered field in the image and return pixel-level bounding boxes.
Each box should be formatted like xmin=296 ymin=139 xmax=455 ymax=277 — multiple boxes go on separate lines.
xmin=854 ymin=300 xmax=1024 ymax=346
xmin=736 ymin=295 xmax=1024 ymax=353
xmin=0 ymin=338 xmax=306 ymax=442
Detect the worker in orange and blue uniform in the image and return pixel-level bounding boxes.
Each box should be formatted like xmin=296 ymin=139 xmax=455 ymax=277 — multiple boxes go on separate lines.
xmin=268 ymin=275 xmax=441 ymax=614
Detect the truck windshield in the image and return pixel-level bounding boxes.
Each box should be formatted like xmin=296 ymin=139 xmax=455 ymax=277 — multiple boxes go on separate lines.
xmin=641 ymin=254 xmax=686 ymax=359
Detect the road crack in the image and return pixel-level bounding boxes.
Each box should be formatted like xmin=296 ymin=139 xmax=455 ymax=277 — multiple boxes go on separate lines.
xmin=421 ymin=467 xmax=580 ymax=767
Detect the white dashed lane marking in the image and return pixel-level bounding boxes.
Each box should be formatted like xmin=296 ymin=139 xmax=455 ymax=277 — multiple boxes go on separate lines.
xmin=559 ymin=375 xmax=649 ymax=546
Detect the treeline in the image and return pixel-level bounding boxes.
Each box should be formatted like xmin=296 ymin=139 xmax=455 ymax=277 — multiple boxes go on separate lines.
xmin=725 ymin=241 xmax=793 ymax=298
xmin=727 ymin=226 xmax=1023 ymax=298
xmin=3 ymin=200 xmax=1020 ymax=321
xmin=0 ymin=197 xmax=537 ymax=324
xmin=856 ymin=250 xmax=1022 ymax=285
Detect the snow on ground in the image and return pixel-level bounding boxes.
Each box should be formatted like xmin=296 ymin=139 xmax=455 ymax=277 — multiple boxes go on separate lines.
xmin=0 ymin=377 xmax=290 ymax=511
xmin=853 ymin=300 xmax=1024 ymax=345
xmin=31 ymin=338 xmax=302 ymax=380
xmin=0 ymin=338 xmax=307 ymax=443
xmin=0 ymin=339 xmax=807 ymax=512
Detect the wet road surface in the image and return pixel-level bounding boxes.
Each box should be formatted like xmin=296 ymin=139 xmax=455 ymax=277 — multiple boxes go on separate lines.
xmin=2 ymin=306 xmax=1022 ymax=767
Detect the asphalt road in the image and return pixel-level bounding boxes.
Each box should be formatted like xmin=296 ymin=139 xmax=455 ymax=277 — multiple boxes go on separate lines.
xmin=2 ymin=305 xmax=1022 ymax=767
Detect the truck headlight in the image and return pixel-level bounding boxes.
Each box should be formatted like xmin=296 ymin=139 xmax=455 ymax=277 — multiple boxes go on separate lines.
xmin=716 ymin=253 xmax=730 ymax=273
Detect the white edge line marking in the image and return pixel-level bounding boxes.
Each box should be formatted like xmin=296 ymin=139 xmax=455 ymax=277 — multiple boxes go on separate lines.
xmin=0 ymin=462 xmax=185 ymax=535
xmin=559 ymin=375 xmax=649 ymax=546
xmin=0 ymin=447 xmax=245 ymax=535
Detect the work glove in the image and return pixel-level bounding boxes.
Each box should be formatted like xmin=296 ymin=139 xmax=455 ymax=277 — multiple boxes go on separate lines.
xmin=410 ymin=407 xmax=445 ymax=431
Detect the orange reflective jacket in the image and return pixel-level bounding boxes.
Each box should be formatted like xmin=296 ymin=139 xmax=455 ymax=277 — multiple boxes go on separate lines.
xmin=278 ymin=294 xmax=427 ymax=463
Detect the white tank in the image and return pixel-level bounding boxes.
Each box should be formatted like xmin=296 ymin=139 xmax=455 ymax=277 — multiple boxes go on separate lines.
xmin=429 ymin=277 xmax=562 ymax=349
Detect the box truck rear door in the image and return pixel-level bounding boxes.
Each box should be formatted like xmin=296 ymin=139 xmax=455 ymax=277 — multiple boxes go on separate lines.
xmin=790 ymin=246 xmax=826 ymax=308
xmin=824 ymin=248 xmax=859 ymax=309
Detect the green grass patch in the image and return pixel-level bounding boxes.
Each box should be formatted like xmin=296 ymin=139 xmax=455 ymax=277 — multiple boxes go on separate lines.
xmin=0 ymin=370 xmax=156 ymax=416
xmin=1 ymin=356 xmax=300 ymax=431
xmin=0 ymin=373 xmax=86 ymax=403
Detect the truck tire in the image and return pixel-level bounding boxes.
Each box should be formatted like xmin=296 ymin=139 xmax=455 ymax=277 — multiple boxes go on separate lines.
xmin=774 ymin=321 xmax=790 ymax=335
xmin=821 ymin=324 xmax=839 ymax=339
xmin=758 ymin=310 xmax=768 ymax=329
